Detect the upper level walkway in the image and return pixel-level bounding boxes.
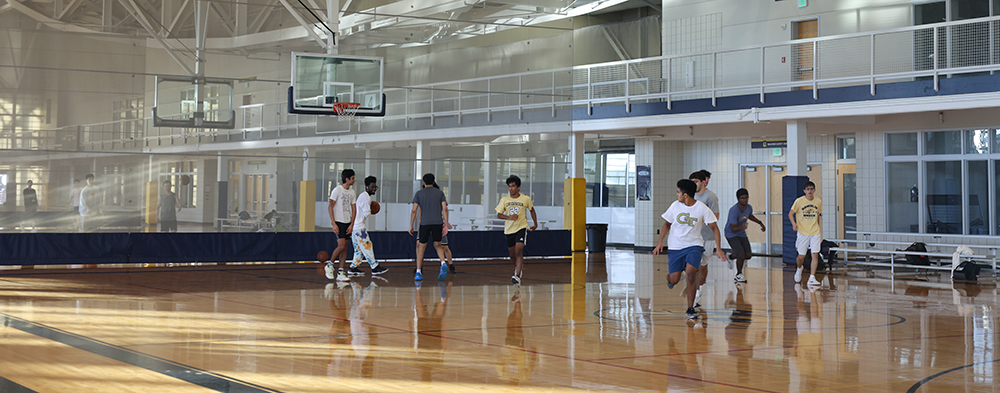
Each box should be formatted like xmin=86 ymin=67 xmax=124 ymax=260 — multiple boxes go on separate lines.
xmin=17 ymin=15 xmax=1000 ymax=158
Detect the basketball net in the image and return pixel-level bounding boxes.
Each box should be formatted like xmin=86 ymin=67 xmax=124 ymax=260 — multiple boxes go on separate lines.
xmin=332 ymin=102 xmax=361 ymax=122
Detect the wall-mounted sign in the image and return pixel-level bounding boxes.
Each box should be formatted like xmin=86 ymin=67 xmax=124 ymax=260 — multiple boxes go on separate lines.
xmin=636 ymin=165 xmax=651 ymax=201
xmin=751 ymin=139 xmax=787 ymax=149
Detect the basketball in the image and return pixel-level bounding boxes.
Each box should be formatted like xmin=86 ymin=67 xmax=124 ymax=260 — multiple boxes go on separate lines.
xmin=370 ymin=201 xmax=380 ymax=215
xmin=317 ymin=250 xmax=329 ymax=262
xmin=180 ymin=175 xmax=191 ymax=185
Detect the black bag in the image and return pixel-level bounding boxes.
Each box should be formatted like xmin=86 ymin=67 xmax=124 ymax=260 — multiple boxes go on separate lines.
xmin=803 ymin=250 xmax=826 ymax=271
xmin=952 ymin=261 xmax=981 ymax=281
xmin=820 ymin=240 xmax=839 ymax=264
xmin=901 ymin=242 xmax=930 ymax=265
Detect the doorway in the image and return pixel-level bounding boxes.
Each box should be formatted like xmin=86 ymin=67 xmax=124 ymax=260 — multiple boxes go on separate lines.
xmin=793 ymin=19 xmax=818 ymax=90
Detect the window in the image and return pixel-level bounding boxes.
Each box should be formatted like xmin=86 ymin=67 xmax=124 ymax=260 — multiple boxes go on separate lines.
xmin=838 ymin=137 xmax=856 ymax=159
xmin=161 ymin=161 xmax=197 ymax=209
xmin=886 ymin=130 xmax=999 ymax=235
xmin=583 ymin=152 xmax=636 ymax=207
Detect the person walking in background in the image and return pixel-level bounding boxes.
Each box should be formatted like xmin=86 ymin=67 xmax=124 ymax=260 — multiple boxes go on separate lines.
xmin=687 ymin=170 xmax=719 ymax=307
xmin=79 ymin=174 xmax=103 ymax=232
xmin=349 ymin=176 xmax=388 ymax=276
xmin=725 ymin=188 xmax=765 ymax=283
xmin=157 ymin=179 xmax=182 ymax=232
xmin=21 ymin=180 xmax=38 ymax=232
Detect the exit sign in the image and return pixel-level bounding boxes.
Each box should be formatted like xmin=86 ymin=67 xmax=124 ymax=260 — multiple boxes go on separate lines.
xmin=798 ymin=0 xmax=807 ymax=7
xmin=773 ymin=148 xmax=783 ymax=157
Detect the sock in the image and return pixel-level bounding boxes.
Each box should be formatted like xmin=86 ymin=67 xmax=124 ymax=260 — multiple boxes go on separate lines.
xmin=416 ymin=269 xmax=422 ymax=273
xmin=441 ymin=261 xmax=447 ymax=266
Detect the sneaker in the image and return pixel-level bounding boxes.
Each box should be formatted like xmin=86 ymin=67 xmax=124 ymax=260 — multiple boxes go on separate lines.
xmin=793 ymin=267 xmax=803 ymax=283
xmin=414 ymin=271 xmax=423 ymax=281
xmin=511 ymin=275 xmax=521 ymax=286
xmin=667 ymin=281 xmax=676 ymax=290
xmin=734 ymin=273 xmax=747 ymax=283
xmin=347 ymin=267 xmax=365 ymax=276
xmin=807 ymin=275 xmax=821 ymax=287
xmin=437 ymin=264 xmax=448 ymax=281
xmin=448 ymin=264 xmax=456 ymax=274
xmin=686 ymin=307 xmax=699 ymax=320
xmin=336 ymin=271 xmax=350 ymax=282
xmin=324 ymin=264 xmax=336 ymax=280
xmin=372 ymin=265 xmax=389 ymax=275
xmin=694 ymin=302 xmax=702 ymax=309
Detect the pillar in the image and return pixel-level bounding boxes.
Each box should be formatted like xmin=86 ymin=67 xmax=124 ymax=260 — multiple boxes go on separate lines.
xmin=783 ymin=120 xmax=809 ymax=265
xmin=564 ymin=134 xmax=586 ymax=252
xmin=483 ymin=143 xmax=494 ymax=213
xmin=216 ymin=153 xmax=228 ymax=230
xmin=299 ymin=148 xmax=316 ymax=232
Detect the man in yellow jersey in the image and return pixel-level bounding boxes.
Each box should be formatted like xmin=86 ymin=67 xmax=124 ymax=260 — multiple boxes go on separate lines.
xmin=789 ymin=181 xmax=823 ymax=287
xmin=495 ymin=175 xmax=538 ymax=286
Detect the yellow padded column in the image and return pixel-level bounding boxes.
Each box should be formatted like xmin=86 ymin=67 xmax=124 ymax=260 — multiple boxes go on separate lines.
xmin=145 ymin=181 xmax=158 ymax=225
xmin=563 ymin=177 xmax=586 ymax=252
xmin=299 ymin=180 xmax=316 ymax=232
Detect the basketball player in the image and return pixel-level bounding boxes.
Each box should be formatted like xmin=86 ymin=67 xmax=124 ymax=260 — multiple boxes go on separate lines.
xmin=409 ymin=173 xmax=450 ymax=281
xmin=327 ymin=169 xmax=357 ymax=282
xmin=349 ymin=176 xmax=388 ymax=275
xmin=688 ymin=170 xmax=718 ymax=307
xmin=495 ymin=175 xmax=537 ymax=286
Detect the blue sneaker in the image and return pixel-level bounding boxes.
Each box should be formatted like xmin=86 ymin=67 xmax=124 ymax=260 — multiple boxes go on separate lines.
xmin=437 ymin=264 xmax=449 ymax=281
xmin=415 ymin=271 xmax=423 ymax=281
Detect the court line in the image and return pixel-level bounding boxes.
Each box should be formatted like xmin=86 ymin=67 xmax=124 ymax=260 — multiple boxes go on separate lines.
xmin=127 ymin=282 xmax=779 ymax=392
xmin=906 ymin=358 xmax=1000 ymax=393
xmin=0 ymin=312 xmax=282 ymax=393
xmin=0 ymin=375 xmax=38 ymax=393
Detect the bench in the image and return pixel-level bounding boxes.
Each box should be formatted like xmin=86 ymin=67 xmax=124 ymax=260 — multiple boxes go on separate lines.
xmin=826 ymin=232 xmax=999 ymax=277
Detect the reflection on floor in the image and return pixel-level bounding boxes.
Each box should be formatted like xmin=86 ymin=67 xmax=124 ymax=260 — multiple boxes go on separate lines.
xmin=0 ymin=249 xmax=996 ymax=392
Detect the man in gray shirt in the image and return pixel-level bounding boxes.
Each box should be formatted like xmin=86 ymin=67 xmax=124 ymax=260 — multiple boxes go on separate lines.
xmin=409 ymin=173 xmax=452 ymax=282
xmin=688 ymin=170 xmax=719 ymax=308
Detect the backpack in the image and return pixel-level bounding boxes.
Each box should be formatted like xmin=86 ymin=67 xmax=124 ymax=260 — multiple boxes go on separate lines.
xmin=900 ymin=242 xmax=930 ymax=265
xmin=820 ymin=240 xmax=839 ymax=264
xmin=952 ymin=261 xmax=981 ymax=281
xmin=803 ymin=250 xmax=826 ymax=271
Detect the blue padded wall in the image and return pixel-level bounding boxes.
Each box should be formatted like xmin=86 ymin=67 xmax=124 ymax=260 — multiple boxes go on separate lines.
xmin=782 ymin=176 xmax=810 ymax=265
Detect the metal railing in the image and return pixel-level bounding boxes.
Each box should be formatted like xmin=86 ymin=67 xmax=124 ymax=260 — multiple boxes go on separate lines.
xmin=29 ymin=15 xmax=1000 ymax=152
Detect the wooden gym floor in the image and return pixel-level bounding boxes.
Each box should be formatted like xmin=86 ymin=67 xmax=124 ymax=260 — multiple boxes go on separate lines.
xmin=0 ymin=249 xmax=996 ymax=392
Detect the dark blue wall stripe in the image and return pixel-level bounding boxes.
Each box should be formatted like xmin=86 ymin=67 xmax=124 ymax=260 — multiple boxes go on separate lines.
xmin=0 ymin=313 xmax=279 ymax=393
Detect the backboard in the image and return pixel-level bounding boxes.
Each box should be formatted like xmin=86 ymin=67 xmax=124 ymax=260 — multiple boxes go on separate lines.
xmin=289 ymin=53 xmax=385 ymax=116
xmin=152 ymin=76 xmax=236 ymax=129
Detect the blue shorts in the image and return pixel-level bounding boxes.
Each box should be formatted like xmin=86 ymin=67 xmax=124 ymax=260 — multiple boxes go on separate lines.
xmin=667 ymin=246 xmax=705 ymax=274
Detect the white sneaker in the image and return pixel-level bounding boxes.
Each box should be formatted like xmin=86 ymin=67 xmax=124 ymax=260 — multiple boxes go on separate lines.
xmin=807 ymin=275 xmax=821 ymax=287
xmin=794 ymin=267 xmax=803 ymax=283
xmin=734 ymin=273 xmax=747 ymax=283
xmin=336 ymin=271 xmax=350 ymax=282
xmin=324 ymin=264 xmax=336 ymax=280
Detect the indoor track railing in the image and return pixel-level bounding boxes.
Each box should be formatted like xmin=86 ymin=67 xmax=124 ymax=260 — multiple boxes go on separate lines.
xmin=58 ymin=14 xmax=1000 ymax=152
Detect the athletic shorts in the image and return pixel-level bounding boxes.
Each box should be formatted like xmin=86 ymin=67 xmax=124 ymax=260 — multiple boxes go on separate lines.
xmin=159 ymin=220 xmax=177 ymax=232
xmin=667 ymin=246 xmax=704 ymax=274
xmin=418 ymin=224 xmax=443 ymax=244
xmin=505 ymin=228 xmax=527 ymax=248
xmin=335 ymin=222 xmax=351 ymax=240
xmin=727 ymin=236 xmax=752 ymax=260
xmin=796 ymin=233 xmax=822 ymax=255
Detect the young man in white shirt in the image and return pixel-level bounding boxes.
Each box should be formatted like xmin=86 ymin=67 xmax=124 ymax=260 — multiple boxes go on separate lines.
xmin=327 ymin=169 xmax=357 ymax=282
xmin=349 ymin=176 xmax=388 ymax=276
xmin=653 ymin=179 xmax=726 ymax=321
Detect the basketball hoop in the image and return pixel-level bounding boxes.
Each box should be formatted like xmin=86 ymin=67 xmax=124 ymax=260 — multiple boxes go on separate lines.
xmin=332 ymin=102 xmax=361 ymax=122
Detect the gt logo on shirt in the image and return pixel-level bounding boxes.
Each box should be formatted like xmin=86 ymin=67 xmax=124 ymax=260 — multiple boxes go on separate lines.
xmin=676 ymin=213 xmax=699 ymax=227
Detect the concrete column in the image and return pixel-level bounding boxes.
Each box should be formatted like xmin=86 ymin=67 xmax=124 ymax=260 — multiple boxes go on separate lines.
xmin=569 ymin=133 xmax=585 ymax=178
xmin=365 ymin=149 xmax=372 ymax=177
xmin=414 ymin=141 xmax=424 ymax=195
xmin=216 ymin=153 xmax=228 ymax=230
xmin=565 ymin=133 xmax=587 ymax=251
xmin=787 ymin=120 xmax=807 ymax=176
xmin=483 ymin=143 xmax=494 ymax=214
xmin=302 ymin=147 xmax=315 ymax=181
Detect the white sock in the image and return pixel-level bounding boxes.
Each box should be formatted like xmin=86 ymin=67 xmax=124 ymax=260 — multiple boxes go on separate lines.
xmin=441 ymin=261 xmax=447 ymax=266
xmin=416 ymin=269 xmax=422 ymax=273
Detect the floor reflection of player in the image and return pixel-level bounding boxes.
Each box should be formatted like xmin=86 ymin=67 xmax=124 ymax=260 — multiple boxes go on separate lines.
xmin=327 ymin=283 xmax=353 ymax=377
xmin=350 ymin=281 xmax=380 ymax=378
xmin=496 ymin=291 xmax=538 ymax=385
xmin=724 ymin=285 xmax=753 ymax=383
xmin=793 ymin=284 xmax=824 ymax=391
xmin=412 ymin=281 xmax=451 ymax=382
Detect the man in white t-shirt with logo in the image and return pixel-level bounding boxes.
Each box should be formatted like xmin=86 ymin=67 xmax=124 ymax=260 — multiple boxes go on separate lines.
xmin=326 ymin=169 xmax=357 ymax=282
xmin=653 ymin=179 xmax=726 ymax=321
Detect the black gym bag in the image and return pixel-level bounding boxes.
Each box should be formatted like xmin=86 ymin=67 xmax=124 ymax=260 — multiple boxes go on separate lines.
xmin=899 ymin=242 xmax=931 ymax=265
xmin=952 ymin=261 xmax=981 ymax=281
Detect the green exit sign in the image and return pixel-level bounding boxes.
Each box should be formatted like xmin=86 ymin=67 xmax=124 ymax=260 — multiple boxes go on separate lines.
xmin=773 ymin=148 xmax=783 ymax=157
xmin=798 ymin=0 xmax=807 ymax=7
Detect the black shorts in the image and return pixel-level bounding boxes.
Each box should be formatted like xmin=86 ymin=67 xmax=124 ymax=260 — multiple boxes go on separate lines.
xmin=727 ymin=236 xmax=752 ymax=259
xmin=160 ymin=220 xmax=177 ymax=232
xmin=418 ymin=224 xmax=443 ymax=244
xmin=505 ymin=228 xmax=527 ymax=248
xmin=335 ymin=222 xmax=351 ymax=240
